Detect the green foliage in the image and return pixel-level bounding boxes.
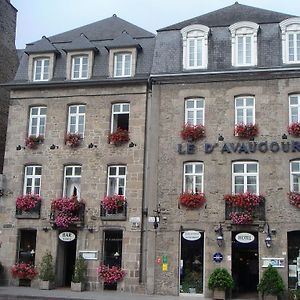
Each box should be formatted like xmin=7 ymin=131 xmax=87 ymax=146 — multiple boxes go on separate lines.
xmin=39 ymin=251 xmax=55 ymax=282
xmin=72 ymin=256 xmax=87 ymax=283
xmin=208 ymin=268 xmax=234 ymax=291
xmin=181 ymin=270 xmax=203 ymax=293
xmin=289 ymin=289 xmax=300 ymax=300
xmin=257 ymin=265 xmax=285 ymax=296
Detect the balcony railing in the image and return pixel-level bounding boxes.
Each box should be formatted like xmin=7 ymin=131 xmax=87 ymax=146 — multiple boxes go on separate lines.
xmin=100 ymin=202 xmax=127 ymax=221
xmin=16 ymin=202 xmax=41 ymax=219
xmin=50 ymin=202 xmax=85 ymax=229
xmin=225 ymin=201 xmax=265 ymax=223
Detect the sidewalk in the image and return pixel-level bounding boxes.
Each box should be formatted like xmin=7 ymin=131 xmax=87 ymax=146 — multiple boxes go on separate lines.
xmin=0 ymin=286 xmax=212 ymax=300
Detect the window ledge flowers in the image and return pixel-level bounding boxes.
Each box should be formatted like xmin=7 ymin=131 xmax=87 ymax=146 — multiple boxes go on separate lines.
xmin=11 ymin=263 xmax=38 ymax=280
xmin=288 ymin=122 xmax=300 ymax=137
xmin=16 ymin=194 xmax=41 ymax=211
xmin=234 ymin=123 xmax=258 ymax=139
xmin=229 ymin=212 xmax=253 ymax=224
xmin=25 ymin=135 xmax=44 ymax=149
xmin=180 ymin=123 xmax=205 ymax=142
xmin=97 ymin=264 xmax=126 ymax=284
xmin=287 ymin=192 xmax=300 ymax=208
xmin=108 ymin=128 xmax=130 ymax=146
xmin=179 ymin=192 xmax=206 ymax=209
xmin=101 ymin=195 xmax=126 ymax=212
xmin=65 ymin=133 xmax=82 ymax=147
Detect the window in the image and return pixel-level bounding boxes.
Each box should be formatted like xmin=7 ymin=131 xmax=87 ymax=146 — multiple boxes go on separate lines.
xmin=183 ymin=162 xmax=204 ymax=193
xmin=229 ymin=22 xmax=259 ymax=67
xmin=181 ymin=25 xmax=209 ymax=69
xmin=290 ymin=161 xmax=300 ymax=192
xmin=235 ymin=96 xmax=255 ymax=125
xmin=280 ymin=18 xmax=300 ymax=64
xmin=107 ymin=165 xmax=126 ymax=196
xmin=232 ymin=162 xmax=258 ymax=194
xmin=33 ymin=58 xmax=49 ymax=81
xmin=63 ymin=166 xmax=81 ymax=199
xmin=71 ymin=55 xmax=89 ymax=79
xmin=67 ymin=105 xmax=86 ymax=137
xmin=24 ymin=165 xmax=42 ymax=195
xmin=114 ymin=53 xmax=132 ymax=77
xmin=111 ymin=103 xmax=130 ymax=132
xmin=289 ymin=95 xmax=300 ymax=123
xmin=185 ymin=98 xmax=204 ymax=125
xmin=28 ymin=106 xmax=47 ymax=137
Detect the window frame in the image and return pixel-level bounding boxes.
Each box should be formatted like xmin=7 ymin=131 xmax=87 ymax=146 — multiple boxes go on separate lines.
xmin=232 ymin=161 xmax=259 ymax=194
xmin=184 ymin=98 xmax=205 ymax=125
xmin=63 ymin=165 xmax=82 ymax=199
xmin=23 ymin=165 xmax=42 ymax=195
xmin=111 ymin=103 xmax=130 ymax=132
xmin=235 ymin=96 xmax=255 ymax=125
xmin=183 ymin=162 xmax=204 ymax=193
xmin=71 ymin=55 xmax=89 ymax=80
xmin=289 ymin=94 xmax=300 ymax=124
xmin=113 ymin=52 xmax=132 ymax=77
xmin=67 ymin=104 xmax=86 ymax=137
xmin=33 ymin=57 xmax=50 ymax=82
xmin=290 ymin=160 xmax=300 ymax=192
xmin=107 ymin=165 xmax=127 ymax=196
xmin=28 ymin=106 xmax=47 ymax=137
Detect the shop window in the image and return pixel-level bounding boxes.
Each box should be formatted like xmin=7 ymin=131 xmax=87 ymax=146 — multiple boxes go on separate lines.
xmin=111 ymin=103 xmax=130 ymax=132
xmin=289 ymin=94 xmax=300 ymax=124
xmin=17 ymin=229 xmax=37 ymax=264
xmin=67 ymin=105 xmax=86 ymax=137
xmin=24 ymin=165 xmax=42 ymax=195
xmin=185 ymin=98 xmax=205 ymax=125
xmin=107 ymin=165 xmax=126 ymax=196
xmin=63 ymin=165 xmax=81 ymax=199
xmin=183 ymin=162 xmax=204 ymax=193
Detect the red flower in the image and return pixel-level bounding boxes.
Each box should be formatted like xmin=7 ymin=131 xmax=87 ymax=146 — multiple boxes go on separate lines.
xmin=229 ymin=212 xmax=253 ymax=224
xmin=288 ymin=122 xmax=300 ymax=137
xmin=234 ymin=123 xmax=258 ymax=138
xmin=25 ymin=135 xmax=44 ymax=149
xmin=101 ymin=195 xmax=126 ymax=212
xmin=65 ymin=133 xmax=81 ymax=147
xmin=11 ymin=263 xmax=38 ymax=280
xmin=224 ymin=192 xmax=264 ymax=209
xmin=287 ymin=192 xmax=300 ymax=208
xmin=97 ymin=264 xmax=126 ymax=284
xmin=180 ymin=123 xmax=205 ymax=141
xmin=16 ymin=194 xmax=41 ymax=211
xmin=108 ymin=128 xmax=130 ymax=146
xmin=179 ymin=192 xmax=206 ymax=209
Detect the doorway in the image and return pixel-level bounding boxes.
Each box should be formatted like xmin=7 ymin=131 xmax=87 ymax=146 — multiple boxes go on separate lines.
xmin=179 ymin=230 xmax=204 ymax=294
xmin=232 ymin=231 xmax=259 ymax=298
xmin=288 ymin=231 xmax=300 ymax=289
xmin=17 ymin=229 xmax=37 ymax=264
xmin=56 ymin=231 xmax=77 ymax=287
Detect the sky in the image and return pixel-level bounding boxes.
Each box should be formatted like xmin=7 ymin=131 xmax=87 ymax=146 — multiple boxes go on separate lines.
xmin=10 ymin=0 xmax=300 ymax=49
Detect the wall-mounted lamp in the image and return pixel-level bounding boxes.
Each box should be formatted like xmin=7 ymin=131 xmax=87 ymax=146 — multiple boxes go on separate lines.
xmin=153 ymin=203 xmax=161 ymax=230
xmin=215 ymin=223 xmax=224 ymax=247
xmin=87 ymin=226 xmax=94 ymax=233
xmin=42 ymin=227 xmax=49 ymax=232
xmin=88 ymin=143 xmax=97 ymax=149
xmin=218 ymin=134 xmax=224 ymax=142
xmin=49 ymin=144 xmax=59 ymax=150
xmin=129 ymin=142 xmax=137 ymax=148
xmin=265 ymin=223 xmax=272 ymax=248
xmin=282 ymin=134 xmax=287 ymax=140
xmin=16 ymin=145 xmax=25 ymax=151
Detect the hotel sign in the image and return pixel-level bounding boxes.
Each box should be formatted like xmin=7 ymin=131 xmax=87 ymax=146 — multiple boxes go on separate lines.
xmin=235 ymin=232 xmax=255 ymax=243
xmin=59 ymin=232 xmax=76 ymax=242
xmin=177 ymin=141 xmax=300 ymax=155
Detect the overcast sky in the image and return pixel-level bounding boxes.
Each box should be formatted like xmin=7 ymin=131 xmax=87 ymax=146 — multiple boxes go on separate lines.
xmin=11 ymin=0 xmax=300 ymax=49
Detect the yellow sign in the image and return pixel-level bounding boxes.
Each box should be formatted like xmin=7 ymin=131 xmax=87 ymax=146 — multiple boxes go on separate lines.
xmin=162 ymin=263 xmax=168 ymax=272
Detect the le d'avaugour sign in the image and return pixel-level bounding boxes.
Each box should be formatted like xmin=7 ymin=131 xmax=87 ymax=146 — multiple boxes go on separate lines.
xmin=177 ymin=140 xmax=300 ymax=155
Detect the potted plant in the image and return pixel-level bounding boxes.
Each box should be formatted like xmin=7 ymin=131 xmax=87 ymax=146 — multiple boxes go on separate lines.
xmin=11 ymin=262 xmax=38 ymax=286
xmin=108 ymin=128 xmax=130 ymax=146
xmin=180 ymin=123 xmax=205 ymax=142
xmin=65 ymin=132 xmax=82 ymax=147
xmin=208 ymin=268 xmax=234 ymax=300
xmin=25 ymin=135 xmax=44 ymax=149
xmin=71 ymin=255 xmax=87 ymax=291
xmin=39 ymin=251 xmax=55 ymax=290
xmin=257 ymin=265 xmax=285 ymax=300
xmin=234 ymin=123 xmax=258 ymax=139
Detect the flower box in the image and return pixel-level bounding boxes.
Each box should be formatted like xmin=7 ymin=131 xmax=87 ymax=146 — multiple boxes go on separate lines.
xmin=288 ymin=122 xmax=300 ymax=137
xmin=11 ymin=263 xmax=38 ymax=281
xmin=15 ymin=194 xmax=41 ymax=219
xmin=229 ymin=212 xmax=253 ymax=224
xmin=97 ymin=264 xmax=126 ymax=284
xmin=234 ymin=123 xmax=258 ymax=139
xmin=179 ymin=192 xmax=206 ymax=209
xmin=100 ymin=195 xmax=127 ymax=220
xmin=25 ymin=135 xmax=44 ymax=149
xmin=108 ymin=128 xmax=130 ymax=146
xmin=65 ymin=133 xmax=82 ymax=147
xmin=180 ymin=123 xmax=205 ymax=142
xmin=287 ymin=192 xmax=300 ymax=208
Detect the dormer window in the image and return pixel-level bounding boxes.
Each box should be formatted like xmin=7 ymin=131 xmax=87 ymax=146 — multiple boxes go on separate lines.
xmin=71 ymin=55 xmax=89 ymax=79
xmin=114 ymin=52 xmax=132 ymax=77
xmin=33 ymin=58 xmax=50 ymax=81
xmin=280 ymin=18 xmax=300 ymax=64
xmin=181 ymin=25 xmax=209 ymax=70
xmin=229 ymin=21 xmax=259 ymax=67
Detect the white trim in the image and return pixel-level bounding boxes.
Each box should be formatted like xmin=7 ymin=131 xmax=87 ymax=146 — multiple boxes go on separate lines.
xmin=23 ymin=165 xmax=42 ymax=195
xmin=183 ymin=162 xmax=204 ymax=193
xmin=71 ymin=55 xmax=89 ymax=80
xmin=67 ymin=104 xmax=86 ymax=137
xmin=289 ymin=94 xmax=300 ymax=124
xmin=184 ymin=98 xmax=205 ymax=125
xmin=28 ymin=106 xmax=47 ymax=137
xmin=107 ymin=165 xmax=127 ymax=196
xmin=290 ymin=160 xmax=300 ymax=192
xmin=113 ymin=53 xmax=132 ymax=77
xmin=234 ymin=96 xmax=255 ymax=125
xmin=33 ymin=57 xmax=50 ymax=81
xmin=111 ymin=103 xmax=130 ymax=133
xmin=63 ymin=165 xmax=81 ymax=199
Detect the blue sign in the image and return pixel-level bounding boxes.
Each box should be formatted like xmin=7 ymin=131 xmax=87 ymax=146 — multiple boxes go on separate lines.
xmin=213 ymin=252 xmax=223 ymax=263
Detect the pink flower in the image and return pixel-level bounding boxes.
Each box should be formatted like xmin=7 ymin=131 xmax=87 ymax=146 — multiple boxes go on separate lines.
xmin=108 ymin=128 xmax=130 ymax=146
xmin=101 ymin=195 xmax=126 ymax=212
xmin=11 ymin=263 xmax=38 ymax=280
xmin=234 ymin=123 xmax=258 ymax=138
xmin=288 ymin=122 xmax=300 ymax=137
xmin=229 ymin=212 xmax=253 ymax=224
xmin=224 ymin=192 xmax=264 ymax=209
xmin=65 ymin=133 xmax=81 ymax=147
xmin=25 ymin=135 xmax=44 ymax=149
xmin=97 ymin=264 xmax=126 ymax=284
xmin=16 ymin=194 xmax=41 ymax=211
xmin=287 ymin=192 xmax=300 ymax=208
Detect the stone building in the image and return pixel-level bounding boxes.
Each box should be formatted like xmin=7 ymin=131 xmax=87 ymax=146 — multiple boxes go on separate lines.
xmin=0 ymin=0 xmax=18 ymax=173
xmin=146 ymin=2 xmax=300 ymax=299
xmin=2 ymin=15 xmax=155 ymax=292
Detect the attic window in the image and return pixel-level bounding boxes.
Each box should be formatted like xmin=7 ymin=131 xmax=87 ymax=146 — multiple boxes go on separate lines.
xmin=114 ymin=52 xmax=132 ymax=77
xmin=71 ymin=55 xmax=89 ymax=79
xmin=33 ymin=57 xmax=50 ymax=81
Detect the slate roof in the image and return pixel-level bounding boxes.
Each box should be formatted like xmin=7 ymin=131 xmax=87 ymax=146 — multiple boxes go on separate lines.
xmin=158 ymin=2 xmax=295 ymax=31
xmin=25 ymin=36 xmax=59 ymax=54
xmin=105 ymin=31 xmax=141 ymax=50
xmin=62 ymin=33 xmax=98 ymax=52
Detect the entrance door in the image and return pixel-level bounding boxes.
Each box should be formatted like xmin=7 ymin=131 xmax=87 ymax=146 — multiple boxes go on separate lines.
xmin=180 ymin=230 xmax=204 ymax=294
xmin=17 ymin=229 xmax=37 ymax=264
xmin=288 ymin=231 xmax=300 ymax=289
xmin=56 ymin=231 xmax=77 ymax=287
xmin=232 ymin=231 xmax=259 ymax=298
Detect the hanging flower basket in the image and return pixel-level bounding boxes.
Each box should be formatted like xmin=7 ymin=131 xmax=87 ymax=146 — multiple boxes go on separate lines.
xmin=224 ymin=192 xmax=264 ymax=209
xmin=288 ymin=122 xmax=300 ymax=137
xmin=229 ymin=212 xmax=253 ymax=224
xmin=97 ymin=264 xmax=126 ymax=284
xmin=179 ymin=192 xmax=206 ymax=209
xmin=180 ymin=123 xmax=205 ymax=142
xmin=65 ymin=133 xmax=82 ymax=147
xmin=108 ymin=128 xmax=130 ymax=146
xmin=25 ymin=135 xmax=44 ymax=149
xmin=16 ymin=194 xmax=42 ymax=211
xmin=100 ymin=195 xmax=126 ymax=212
xmin=234 ymin=123 xmax=258 ymax=138
xmin=11 ymin=263 xmax=38 ymax=280
xmin=287 ymin=192 xmax=300 ymax=208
